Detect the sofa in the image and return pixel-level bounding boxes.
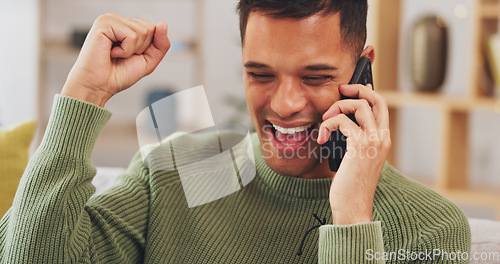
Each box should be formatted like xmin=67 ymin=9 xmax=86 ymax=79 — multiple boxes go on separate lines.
xmin=468 ymin=218 xmax=500 ymax=264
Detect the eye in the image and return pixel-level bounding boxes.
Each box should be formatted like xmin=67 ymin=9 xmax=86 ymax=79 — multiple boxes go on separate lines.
xmin=303 ymin=76 xmax=334 ymax=86
xmin=247 ymin=72 xmax=275 ymax=83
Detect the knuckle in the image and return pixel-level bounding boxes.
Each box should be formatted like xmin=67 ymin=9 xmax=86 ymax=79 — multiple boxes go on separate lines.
xmin=322 ymin=118 xmax=335 ymax=131
xmin=338 ymin=114 xmax=350 ymax=123
xmin=103 ymin=13 xmax=118 ymax=21
xmin=141 ymin=27 xmax=150 ymax=37
xmin=93 ymin=14 xmax=124 ymax=34
xmin=359 ymin=99 xmax=370 ymax=109
xmin=95 ymin=14 xmax=111 ymax=25
xmin=129 ymin=33 xmax=139 ymax=42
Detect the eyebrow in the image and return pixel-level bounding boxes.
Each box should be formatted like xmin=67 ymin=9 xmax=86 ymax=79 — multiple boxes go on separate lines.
xmin=244 ymin=61 xmax=338 ymax=71
xmin=304 ymin=64 xmax=338 ymax=71
xmin=244 ymin=62 xmax=271 ymax=69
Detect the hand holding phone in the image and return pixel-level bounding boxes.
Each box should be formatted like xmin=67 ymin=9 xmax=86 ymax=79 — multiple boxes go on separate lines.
xmin=325 ymin=57 xmax=374 ymax=172
xmin=318 ymin=55 xmax=390 ymax=225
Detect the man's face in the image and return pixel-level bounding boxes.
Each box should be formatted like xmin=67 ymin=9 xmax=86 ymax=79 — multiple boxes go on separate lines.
xmin=242 ymin=11 xmax=357 ymax=179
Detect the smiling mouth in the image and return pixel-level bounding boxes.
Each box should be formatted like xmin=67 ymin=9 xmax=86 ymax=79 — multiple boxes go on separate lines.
xmin=266 ymin=121 xmax=316 ymax=147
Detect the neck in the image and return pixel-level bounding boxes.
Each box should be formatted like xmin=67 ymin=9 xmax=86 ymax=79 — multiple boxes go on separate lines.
xmin=301 ymin=161 xmax=335 ymax=179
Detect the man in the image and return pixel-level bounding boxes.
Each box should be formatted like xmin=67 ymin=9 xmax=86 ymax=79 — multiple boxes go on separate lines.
xmin=0 ymin=0 xmax=470 ymax=263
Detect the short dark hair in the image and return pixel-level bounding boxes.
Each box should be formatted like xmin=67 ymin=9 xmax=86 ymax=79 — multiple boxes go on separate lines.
xmin=236 ymin=0 xmax=367 ymax=58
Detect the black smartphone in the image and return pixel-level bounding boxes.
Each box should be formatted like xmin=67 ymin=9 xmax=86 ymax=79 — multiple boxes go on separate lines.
xmin=326 ymin=57 xmax=374 ymax=172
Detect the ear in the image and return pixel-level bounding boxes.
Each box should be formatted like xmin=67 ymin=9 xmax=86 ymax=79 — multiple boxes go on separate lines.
xmin=360 ymin=45 xmax=375 ymax=64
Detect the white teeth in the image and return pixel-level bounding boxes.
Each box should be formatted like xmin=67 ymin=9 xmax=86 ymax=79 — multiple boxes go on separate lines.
xmin=272 ymin=123 xmax=313 ymax=134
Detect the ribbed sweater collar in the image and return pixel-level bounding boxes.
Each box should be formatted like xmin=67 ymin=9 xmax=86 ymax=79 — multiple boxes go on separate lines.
xmin=251 ymin=133 xmax=332 ymax=200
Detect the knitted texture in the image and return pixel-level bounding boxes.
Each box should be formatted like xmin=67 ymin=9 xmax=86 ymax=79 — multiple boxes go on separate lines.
xmin=0 ymin=95 xmax=471 ymax=263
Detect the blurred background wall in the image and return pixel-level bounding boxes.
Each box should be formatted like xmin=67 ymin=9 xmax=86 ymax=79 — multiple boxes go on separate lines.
xmin=0 ymin=0 xmax=39 ymax=129
xmin=0 ymin=0 xmax=499 ymax=219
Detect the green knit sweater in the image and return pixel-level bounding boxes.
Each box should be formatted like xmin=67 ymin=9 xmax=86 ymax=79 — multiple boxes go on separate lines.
xmin=0 ymin=95 xmax=470 ymax=263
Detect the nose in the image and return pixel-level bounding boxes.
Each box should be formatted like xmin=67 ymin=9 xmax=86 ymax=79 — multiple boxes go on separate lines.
xmin=270 ymin=77 xmax=307 ymax=118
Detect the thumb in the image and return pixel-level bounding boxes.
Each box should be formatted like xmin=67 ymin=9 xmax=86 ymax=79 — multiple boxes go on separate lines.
xmin=143 ymin=22 xmax=171 ymax=74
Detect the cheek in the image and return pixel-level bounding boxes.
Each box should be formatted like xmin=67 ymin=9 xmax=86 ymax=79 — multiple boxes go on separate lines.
xmin=244 ymin=86 xmax=266 ymax=118
xmin=309 ymin=85 xmax=341 ymax=114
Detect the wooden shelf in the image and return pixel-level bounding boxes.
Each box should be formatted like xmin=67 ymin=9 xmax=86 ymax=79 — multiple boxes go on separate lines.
xmin=480 ymin=0 xmax=500 ymax=19
xmin=406 ymin=176 xmax=500 ymax=220
xmin=407 ymin=174 xmax=500 ymax=220
xmin=44 ymin=0 xmax=189 ymax=3
xmin=433 ymin=187 xmax=500 ymax=220
xmin=43 ymin=41 xmax=197 ymax=61
xmin=380 ymin=91 xmax=500 ymax=112
xmin=375 ymin=0 xmax=500 ymax=220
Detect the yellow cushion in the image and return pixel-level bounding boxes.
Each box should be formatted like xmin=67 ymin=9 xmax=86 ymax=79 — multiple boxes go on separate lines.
xmin=0 ymin=120 xmax=37 ymax=217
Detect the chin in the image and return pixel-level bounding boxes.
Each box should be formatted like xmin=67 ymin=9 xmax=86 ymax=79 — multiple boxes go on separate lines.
xmin=259 ymin=141 xmax=323 ymax=177
xmin=268 ymin=157 xmax=321 ymax=177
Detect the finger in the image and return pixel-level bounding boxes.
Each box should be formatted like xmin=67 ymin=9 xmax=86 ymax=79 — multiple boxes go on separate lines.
xmin=86 ymin=14 xmax=136 ymax=59
xmin=106 ymin=15 xmax=155 ymax=58
xmin=138 ymin=28 xmax=155 ymax=54
xmin=339 ymin=84 xmax=390 ymax=129
xmin=142 ymin=22 xmax=171 ymax=75
xmin=128 ymin=18 xmax=156 ymax=54
xmin=108 ymin=22 xmax=142 ymax=58
xmin=317 ymin=114 xmax=362 ymax=144
xmin=322 ymin=99 xmax=377 ymax=131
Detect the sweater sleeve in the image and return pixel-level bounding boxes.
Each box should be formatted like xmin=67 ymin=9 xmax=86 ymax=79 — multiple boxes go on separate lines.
xmin=318 ymin=221 xmax=385 ymax=264
xmin=414 ymin=191 xmax=472 ymax=264
xmin=0 ymin=95 xmax=150 ymax=263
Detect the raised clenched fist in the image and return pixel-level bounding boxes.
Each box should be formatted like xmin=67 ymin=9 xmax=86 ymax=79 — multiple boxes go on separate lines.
xmin=61 ymin=13 xmax=171 ymax=107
